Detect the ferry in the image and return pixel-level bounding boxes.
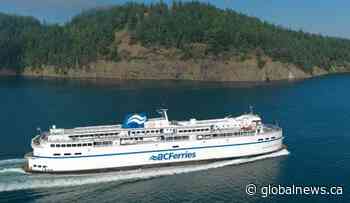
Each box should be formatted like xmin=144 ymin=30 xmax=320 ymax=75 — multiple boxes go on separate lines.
xmin=24 ymin=108 xmax=284 ymax=173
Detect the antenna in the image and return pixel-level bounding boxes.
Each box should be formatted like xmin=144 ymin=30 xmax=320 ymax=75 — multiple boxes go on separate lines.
xmin=249 ymin=105 xmax=254 ymax=114
xmin=157 ymin=108 xmax=169 ymax=121
xmin=36 ymin=127 xmax=42 ymax=135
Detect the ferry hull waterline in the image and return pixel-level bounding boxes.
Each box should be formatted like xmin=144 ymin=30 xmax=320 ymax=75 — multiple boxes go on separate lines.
xmin=24 ymin=109 xmax=285 ymax=174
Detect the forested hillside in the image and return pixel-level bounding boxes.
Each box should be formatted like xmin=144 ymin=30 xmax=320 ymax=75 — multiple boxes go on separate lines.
xmin=1 ymin=1 xmax=350 ymax=74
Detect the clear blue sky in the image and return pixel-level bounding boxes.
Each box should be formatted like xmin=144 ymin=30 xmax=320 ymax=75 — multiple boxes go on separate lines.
xmin=1 ymin=0 xmax=349 ymax=39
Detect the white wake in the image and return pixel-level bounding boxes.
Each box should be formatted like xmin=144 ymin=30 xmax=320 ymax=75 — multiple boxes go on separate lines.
xmin=0 ymin=168 xmax=26 ymax=174
xmin=0 ymin=158 xmax=25 ymax=166
xmin=0 ymin=149 xmax=289 ymax=192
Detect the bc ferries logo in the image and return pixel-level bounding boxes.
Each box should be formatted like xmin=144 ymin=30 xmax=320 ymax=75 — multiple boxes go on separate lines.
xmin=150 ymin=151 xmax=196 ymax=161
xmin=123 ymin=113 xmax=147 ymax=128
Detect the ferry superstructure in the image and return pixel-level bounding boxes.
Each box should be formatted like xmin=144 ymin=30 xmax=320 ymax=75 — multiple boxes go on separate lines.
xmin=25 ymin=109 xmax=284 ymax=173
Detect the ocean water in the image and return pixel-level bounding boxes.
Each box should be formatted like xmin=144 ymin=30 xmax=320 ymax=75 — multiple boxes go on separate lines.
xmin=0 ymin=75 xmax=349 ymax=203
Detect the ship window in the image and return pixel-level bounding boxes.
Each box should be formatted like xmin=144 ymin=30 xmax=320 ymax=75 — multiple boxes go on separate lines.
xmin=33 ymin=164 xmax=37 ymax=167
xmin=53 ymin=153 xmax=60 ymax=156
xmin=151 ymin=130 xmax=155 ymax=133
xmin=61 ymin=144 xmax=66 ymax=147
xmin=166 ymin=137 xmax=174 ymax=141
xmin=205 ymin=135 xmax=212 ymax=139
xmin=83 ymin=143 xmax=87 ymax=146
xmin=67 ymin=144 xmax=72 ymax=147
xmin=72 ymin=144 xmax=77 ymax=147
xmin=258 ymin=139 xmax=263 ymax=141
xmin=265 ymin=138 xmax=270 ymax=140
xmin=38 ymin=165 xmax=42 ymax=168
xmin=75 ymin=153 xmax=82 ymax=155
xmin=146 ymin=130 xmax=150 ymax=133
xmin=184 ymin=130 xmax=188 ymax=133
xmin=50 ymin=144 xmax=55 ymax=147
xmin=77 ymin=144 xmax=82 ymax=147
xmin=160 ymin=129 xmax=164 ymax=133
xmin=103 ymin=141 xmax=112 ymax=145
xmin=88 ymin=143 xmax=92 ymax=146
xmin=64 ymin=153 xmax=71 ymax=156
xmin=156 ymin=130 xmax=159 ymax=133
xmin=196 ymin=129 xmax=200 ymax=132
xmin=271 ymin=137 xmax=276 ymax=139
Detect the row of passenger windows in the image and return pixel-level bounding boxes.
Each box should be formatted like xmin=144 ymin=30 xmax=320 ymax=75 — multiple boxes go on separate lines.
xmin=33 ymin=164 xmax=47 ymax=168
xmin=50 ymin=143 xmax=92 ymax=148
xmin=197 ymin=131 xmax=255 ymax=140
xmin=93 ymin=141 xmax=113 ymax=146
xmin=122 ymin=137 xmax=144 ymax=141
xmin=50 ymin=141 xmax=113 ymax=148
xmin=53 ymin=152 xmax=82 ymax=156
xmin=258 ymin=136 xmax=276 ymax=142
xmin=164 ymin=136 xmax=189 ymax=141
xmin=178 ymin=128 xmax=210 ymax=133
xmin=130 ymin=129 xmax=163 ymax=135
xmin=69 ymin=133 xmax=119 ymax=139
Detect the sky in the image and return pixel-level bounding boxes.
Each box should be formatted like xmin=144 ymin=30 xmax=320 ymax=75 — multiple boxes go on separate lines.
xmin=1 ymin=0 xmax=349 ymax=39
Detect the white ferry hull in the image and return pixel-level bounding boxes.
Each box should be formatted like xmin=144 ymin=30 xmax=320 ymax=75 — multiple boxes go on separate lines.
xmin=26 ymin=131 xmax=283 ymax=173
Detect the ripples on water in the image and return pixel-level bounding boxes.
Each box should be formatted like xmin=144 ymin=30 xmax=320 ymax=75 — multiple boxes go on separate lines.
xmin=0 ymin=150 xmax=289 ymax=192
xmin=0 ymin=75 xmax=349 ymax=202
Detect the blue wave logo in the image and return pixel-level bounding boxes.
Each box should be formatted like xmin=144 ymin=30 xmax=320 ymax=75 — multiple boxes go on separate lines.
xmin=123 ymin=113 xmax=147 ymax=128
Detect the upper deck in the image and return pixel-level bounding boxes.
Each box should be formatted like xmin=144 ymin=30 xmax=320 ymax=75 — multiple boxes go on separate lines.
xmin=32 ymin=109 xmax=278 ymax=146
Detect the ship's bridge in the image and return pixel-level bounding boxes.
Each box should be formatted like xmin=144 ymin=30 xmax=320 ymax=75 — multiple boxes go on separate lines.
xmin=144 ymin=118 xmax=170 ymax=128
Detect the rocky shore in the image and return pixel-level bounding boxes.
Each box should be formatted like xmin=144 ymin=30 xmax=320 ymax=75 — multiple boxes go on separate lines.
xmin=3 ymin=32 xmax=348 ymax=82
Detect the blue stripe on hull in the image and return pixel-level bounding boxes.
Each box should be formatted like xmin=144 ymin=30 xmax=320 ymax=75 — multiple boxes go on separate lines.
xmin=32 ymin=137 xmax=283 ymax=159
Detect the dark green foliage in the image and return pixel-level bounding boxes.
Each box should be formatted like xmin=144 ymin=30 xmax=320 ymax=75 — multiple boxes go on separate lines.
xmin=0 ymin=13 xmax=41 ymax=71
xmin=1 ymin=2 xmax=350 ymax=72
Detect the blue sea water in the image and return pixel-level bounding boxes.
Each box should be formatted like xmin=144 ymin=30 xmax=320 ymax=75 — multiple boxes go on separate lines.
xmin=0 ymin=75 xmax=349 ymax=202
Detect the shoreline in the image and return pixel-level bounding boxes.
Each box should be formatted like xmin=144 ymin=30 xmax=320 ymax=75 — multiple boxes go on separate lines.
xmin=1 ymin=69 xmax=348 ymax=88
